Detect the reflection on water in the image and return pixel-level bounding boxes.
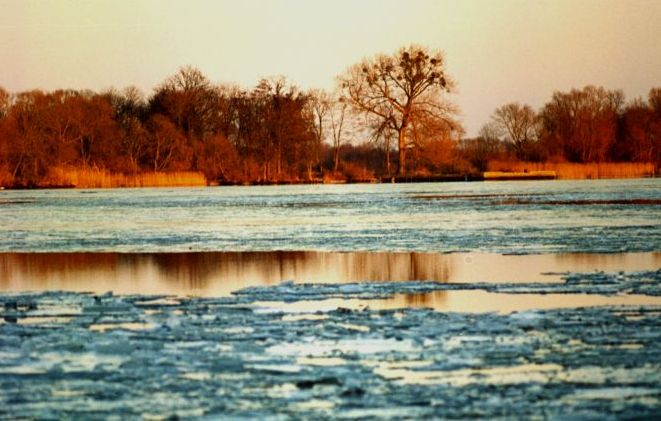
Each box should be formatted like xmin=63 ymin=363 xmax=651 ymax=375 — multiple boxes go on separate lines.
xmin=2 ymin=251 xmax=660 ymax=313
xmin=88 ymin=322 xmax=156 ymax=333
xmin=1 ymin=251 xmax=660 ymax=298
xmin=254 ymin=291 xmax=661 ymax=314
xmin=372 ymin=361 xmax=564 ymax=386
xmin=375 ymin=290 xmax=661 ymax=314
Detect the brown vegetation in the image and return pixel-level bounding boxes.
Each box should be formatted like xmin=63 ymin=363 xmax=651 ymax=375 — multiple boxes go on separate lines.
xmin=487 ymin=161 xmax=655 ymax=179
xmin=338 ymin=45 xmax=462 ymax=176
xmin=0 ymin=48 xmax=659 ymax=189
xmin=44 ymin=168 xmax=206 ymax=188
xmin=470 ymin=86 xmax=660 ymax=174
xmin=483 ymin=170 xmax=557 ymax=180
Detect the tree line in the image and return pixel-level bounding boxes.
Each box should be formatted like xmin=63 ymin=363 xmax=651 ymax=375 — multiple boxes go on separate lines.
xmin=0 ymin=45 xmax=658 ymax=187
xmin=465 ymin=85 xmax=661 ymax=171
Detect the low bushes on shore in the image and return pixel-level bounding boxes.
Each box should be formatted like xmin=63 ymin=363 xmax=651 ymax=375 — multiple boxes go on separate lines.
xmin=1 ymin=162 xmax=657 ymax=189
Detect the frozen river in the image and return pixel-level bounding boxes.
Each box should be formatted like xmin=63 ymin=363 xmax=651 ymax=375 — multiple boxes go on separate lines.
xmin=1 ymin=179 xmax=660 ymax=254
xmin=1 ymin=179 xmax=660 ymax=418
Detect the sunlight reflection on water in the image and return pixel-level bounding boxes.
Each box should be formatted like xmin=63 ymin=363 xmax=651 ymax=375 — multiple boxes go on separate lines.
xmin=1 ymin=250 xmax=660 ymax=313
xmin=2 ymin=251 xmax=660 ymax=296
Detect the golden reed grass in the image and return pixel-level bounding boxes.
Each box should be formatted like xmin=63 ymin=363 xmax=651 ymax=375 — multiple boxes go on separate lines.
xmin=45 ymin=167 xmax=207 ymax=188
xmin=483 ymin=170 xmax=557 ymax=180
xmin=487 ymin=161 xmax=657 ymax=180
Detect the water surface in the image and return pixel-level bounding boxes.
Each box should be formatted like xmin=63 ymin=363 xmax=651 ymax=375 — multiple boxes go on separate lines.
xmin=3 ymin=251 xmax=660 ymax=295
xmin=2 ymin=180 xmax=660 ymax=416
xmin=2 ymin=251 xmax=659 ymax=313
xmin=2 ymin=179 xmax=660 ymax=254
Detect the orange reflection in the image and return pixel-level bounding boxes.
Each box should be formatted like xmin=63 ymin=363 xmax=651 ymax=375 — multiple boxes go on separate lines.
xmin=0 ymin=251 xmax=659 ymax=298
xmin=257 ymin=291 xmax=661 ymax=314
xmin=381 ymin=290 xmax=661 ymax=314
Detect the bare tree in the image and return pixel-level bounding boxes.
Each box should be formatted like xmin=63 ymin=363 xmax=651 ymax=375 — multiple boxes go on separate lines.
xmin=306 ymin=89 xmax=330 ymax=178
xmin=540 ymin=86 xmax=623 ymax=162
xmin=330 ymin=98 xmax=348 ymax=171
xmin=150 ymin=66 xmax=220 ymax=141
xmin=106 ymin=87 xmax=148 ymax=173
xmin=491 ymin=103 xmax=538 ymax=159
xmin=147 ymin=114 xmax=189 ymax=171
xmin=461 ymin=123 xmax=503 ymax=171
xmin=338 ymin=44 xmax=459 ymax=175
xmin=649 ymin=87 xmax=661 ymax=116
xmin=3 ymin=91 xmax=51 ymax=182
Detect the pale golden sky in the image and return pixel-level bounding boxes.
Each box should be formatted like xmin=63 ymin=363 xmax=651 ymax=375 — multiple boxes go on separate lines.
xmin=1 ymin=0 xmax=660 ymax=136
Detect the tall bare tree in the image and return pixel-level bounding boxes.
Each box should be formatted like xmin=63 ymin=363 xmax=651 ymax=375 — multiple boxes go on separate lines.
xmin=460 ymin=124 xmax=503 ymax=172
xmin=491 ymin=103 xmax=538 ymax=159
xmin=621 ymin=99 xmax=657 ymax=163
xmin=330 ymin=98 xmax=348 ymax=171
xmin=338 ymin=44 xmax=459 ymax=175
xmin=106 ymin=87 xmax=149 ymax=172
xmin=150 ymin=66 xmax=220 ymax=141
xmin=649 ymin=87 xmax=661 ymax=116
xmin=306 ymin=89 xmax=330 ymax=178
xmin=540 ymin=85 xmax=623 ymax=162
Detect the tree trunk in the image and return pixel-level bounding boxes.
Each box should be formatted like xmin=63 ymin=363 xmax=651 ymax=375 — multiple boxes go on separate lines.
xmin=397 ymin=128 xmax=407 ymax=176
xmin=276 ymin=146 xmax=282 ymax=179
xmin=385 ymin=147 xmax=391 ymax=177
xmin=334 ymin=147 xmax=340 ymax=172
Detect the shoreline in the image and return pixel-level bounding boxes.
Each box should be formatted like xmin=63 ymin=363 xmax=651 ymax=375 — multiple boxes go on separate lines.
xmin=2 ymin=172 xmax=658 ymax=190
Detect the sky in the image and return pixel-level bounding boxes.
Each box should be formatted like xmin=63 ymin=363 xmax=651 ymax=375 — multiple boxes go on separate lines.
xmin=1 ymin=0 xmax=660 ymax=137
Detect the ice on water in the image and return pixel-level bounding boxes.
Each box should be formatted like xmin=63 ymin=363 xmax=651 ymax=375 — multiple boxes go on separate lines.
xmin=2 ymin=179 xmax=660 ymax=254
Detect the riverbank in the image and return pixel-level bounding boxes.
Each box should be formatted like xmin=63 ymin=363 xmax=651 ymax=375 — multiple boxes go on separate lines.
xmin=488 ymin=161 xmax=657 ymax=179
xmin=1 ymin=162 xmax=657 ymax=189
xmin=0 ymin=169 xmax=208 ymax=189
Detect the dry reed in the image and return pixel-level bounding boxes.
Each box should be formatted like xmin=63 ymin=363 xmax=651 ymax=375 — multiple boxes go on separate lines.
xmin=483 ymin=171 xmax=556 ymax=180
xmin=487 ymin=161 xmax=656 ymax=179
xmin=45 ymin=168 xmax=207 ymax=188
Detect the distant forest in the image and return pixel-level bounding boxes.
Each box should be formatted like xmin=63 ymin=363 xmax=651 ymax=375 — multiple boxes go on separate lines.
xmin=0 ymin=45 xmax=659 ymax=187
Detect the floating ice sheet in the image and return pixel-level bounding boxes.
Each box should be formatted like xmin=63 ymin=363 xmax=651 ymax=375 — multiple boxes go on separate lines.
xmin=0 ymin=286 xmax=660 ymax=418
